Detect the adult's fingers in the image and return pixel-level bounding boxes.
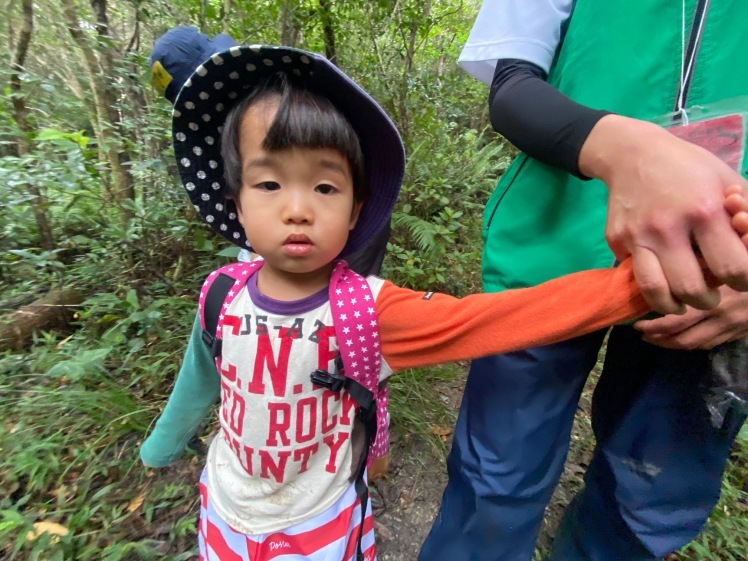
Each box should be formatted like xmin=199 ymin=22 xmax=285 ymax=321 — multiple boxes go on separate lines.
xmin=633 ymin=308 xmax=704 ymax=336
xmin=640 ymin=319 xmax=736 ymax=350
xmin=631 ymin=247 xmax=685 ymax=314
xmin=655 ymin=226 xmax=721 ymax=310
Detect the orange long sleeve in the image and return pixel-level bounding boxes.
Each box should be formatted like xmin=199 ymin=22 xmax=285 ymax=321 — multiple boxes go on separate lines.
xmin=376 ymin=258 xmax=649 ymax=372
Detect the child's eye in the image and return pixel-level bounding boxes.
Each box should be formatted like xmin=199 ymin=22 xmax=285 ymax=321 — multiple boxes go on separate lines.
xmin=316 ymin=184 xmax=337 ymax=195
xmin=257 ymin=181 xmax=280 ymax=191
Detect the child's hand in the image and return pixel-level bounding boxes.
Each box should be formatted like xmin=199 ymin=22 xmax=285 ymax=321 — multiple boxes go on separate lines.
xmin=368 ymin=455 xmax=390 ymax=481
xmin=725 ymin=185 xmax=748 ymax=247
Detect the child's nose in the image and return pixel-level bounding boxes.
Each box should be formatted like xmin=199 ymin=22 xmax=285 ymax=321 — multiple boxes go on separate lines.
xmin=282 ymin=192 xmax=313 ymax=224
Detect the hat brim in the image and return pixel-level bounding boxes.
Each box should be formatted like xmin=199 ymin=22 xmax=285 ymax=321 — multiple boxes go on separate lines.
xmin=172 ymin=45 xmax=405 ymax=257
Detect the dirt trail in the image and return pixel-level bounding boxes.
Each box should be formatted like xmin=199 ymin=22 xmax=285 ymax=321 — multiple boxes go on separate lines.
xmin=373 ymin=434 xmax=449 ymax=560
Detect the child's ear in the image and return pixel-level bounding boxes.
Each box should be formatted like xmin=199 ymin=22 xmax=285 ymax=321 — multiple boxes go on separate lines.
xmin=349 ymin=200 xmax=363 ymax=230
xmin=232 ymin=196 xmax=246 ymax=227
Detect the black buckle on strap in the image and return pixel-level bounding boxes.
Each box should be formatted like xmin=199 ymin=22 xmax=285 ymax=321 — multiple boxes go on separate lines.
xmin=310 ymin=369 xmax=347 ymax=392
xmin=201 ymin=330 xmax=223 ymax=359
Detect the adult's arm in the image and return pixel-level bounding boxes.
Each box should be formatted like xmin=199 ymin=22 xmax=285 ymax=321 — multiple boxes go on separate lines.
xmin=466 ymin=0 xmax=748 ymax=313
xmin=488 ymin=59 xmax=608 ymax=177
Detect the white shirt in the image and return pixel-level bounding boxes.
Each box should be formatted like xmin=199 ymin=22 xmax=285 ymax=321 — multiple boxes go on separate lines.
xmin=458 ymin=0 xmax=574 ymax=84
xmin=206 ymin=275 xmax=392 ymax=534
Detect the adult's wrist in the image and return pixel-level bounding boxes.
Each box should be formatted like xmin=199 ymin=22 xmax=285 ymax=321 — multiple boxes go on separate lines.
xmin=578 ymin=114 xmax=665 ymax=184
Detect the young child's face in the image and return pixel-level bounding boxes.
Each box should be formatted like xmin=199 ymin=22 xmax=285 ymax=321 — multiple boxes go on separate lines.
xmin=233 ymin=97 xmax=362 ymax=284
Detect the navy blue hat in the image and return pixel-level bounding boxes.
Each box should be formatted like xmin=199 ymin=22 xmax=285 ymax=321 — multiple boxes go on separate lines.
xmin=150 ymin=27 xmax=237 ymax=103
xmin=172 ymin=45 xmax=405 ymax=257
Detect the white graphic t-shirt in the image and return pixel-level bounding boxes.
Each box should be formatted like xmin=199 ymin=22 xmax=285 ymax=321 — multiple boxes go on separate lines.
xmin=206 ymin=273 xmax=391 ymax=535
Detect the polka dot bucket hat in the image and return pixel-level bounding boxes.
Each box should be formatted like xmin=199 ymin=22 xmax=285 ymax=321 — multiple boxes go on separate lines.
xmin=172 ymin=45 xmax=405 ymax=257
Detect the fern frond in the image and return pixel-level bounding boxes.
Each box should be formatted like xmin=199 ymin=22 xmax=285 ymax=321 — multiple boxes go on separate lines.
xmin=392 ymin=211 xmax=439 ymax=251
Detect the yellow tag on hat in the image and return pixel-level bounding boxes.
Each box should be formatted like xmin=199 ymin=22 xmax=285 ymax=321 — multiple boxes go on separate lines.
xmin=151 ymin=60 xmax=173 ymax=95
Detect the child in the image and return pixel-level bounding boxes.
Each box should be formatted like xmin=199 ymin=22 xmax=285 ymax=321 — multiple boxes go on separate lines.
xmin=148 ymin=28 xmax=393 ymax=480
xmin=139 ymin=45 xmax=742 ymax=561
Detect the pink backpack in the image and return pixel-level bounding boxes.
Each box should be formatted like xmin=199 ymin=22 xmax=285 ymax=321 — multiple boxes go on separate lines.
xmin=198 ymin=258 xmax=390 ymax=470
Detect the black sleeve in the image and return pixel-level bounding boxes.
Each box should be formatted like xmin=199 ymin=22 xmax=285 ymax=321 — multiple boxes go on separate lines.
xmin=488 ymin=58 xmax=611 ymax=178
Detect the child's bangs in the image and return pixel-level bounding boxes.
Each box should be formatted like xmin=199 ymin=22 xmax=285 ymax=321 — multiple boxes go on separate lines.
xmin=263 ymin=89 xmax=356 ymax=157
xmin=263 ymin=86 xmax=367 ymax=199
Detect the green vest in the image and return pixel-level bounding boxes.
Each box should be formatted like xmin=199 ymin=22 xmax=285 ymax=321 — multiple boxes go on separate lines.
xmin=482 ymin=0 xmax=748 ymax=291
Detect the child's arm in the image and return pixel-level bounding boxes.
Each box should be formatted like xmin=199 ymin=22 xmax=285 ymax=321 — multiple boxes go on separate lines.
xmin=140 ymin=314 xmax=220 ymax=467
xmin=376 ymin=258 xmax=648 ymax=372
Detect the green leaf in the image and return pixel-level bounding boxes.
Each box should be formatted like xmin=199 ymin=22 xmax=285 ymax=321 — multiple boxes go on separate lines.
xmin=217 ymin=247 xmax=241 ymax=258
xmin=8 ymin=249 xmax=39 ymax=260
xmin=738 ymin=423 xmax=748 ymax=442
xmin=128 ymin=338 xmax=145 ymax=353
xmin=36 ymin=128 xmax=89 ymax=148
xmin=46 ymin=348 xmax=112 ymax=380
xmin=125 ymin=289 xmax=140 ymax=310
xmin=36 ymin=128 xmax=68 ymax=141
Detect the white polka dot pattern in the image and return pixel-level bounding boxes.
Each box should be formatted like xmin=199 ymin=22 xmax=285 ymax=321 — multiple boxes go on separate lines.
xmin=171 ymin=45 xmax=404 ymax=257
xmin=172 ymin=47 xmax=327 ymax=251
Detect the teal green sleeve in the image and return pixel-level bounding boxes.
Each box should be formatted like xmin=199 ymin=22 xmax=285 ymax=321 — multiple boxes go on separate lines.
xmin=140 ymin=313 xmax=220 ymax=467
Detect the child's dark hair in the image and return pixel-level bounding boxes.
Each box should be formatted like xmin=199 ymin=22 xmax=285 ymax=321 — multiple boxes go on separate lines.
xmin=220 ymin=74 xmax=368 ymax=202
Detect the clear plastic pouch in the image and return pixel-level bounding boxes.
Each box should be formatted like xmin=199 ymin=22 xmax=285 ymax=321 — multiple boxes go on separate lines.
xmin=707 ymin=339 xmax=748 ymax=428
xmin=653 ymin=98 xmax=748 ymax=428
xmin=652 ymin=97 xmax=747 ymax=173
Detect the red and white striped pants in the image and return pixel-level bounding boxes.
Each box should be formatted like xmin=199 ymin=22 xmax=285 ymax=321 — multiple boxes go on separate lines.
xmin=198 ymin=469 xmax=377 ymax=561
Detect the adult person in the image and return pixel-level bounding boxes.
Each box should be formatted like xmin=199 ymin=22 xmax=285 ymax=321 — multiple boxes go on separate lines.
xmin=420 ymin=1 xmax=748 ymax=560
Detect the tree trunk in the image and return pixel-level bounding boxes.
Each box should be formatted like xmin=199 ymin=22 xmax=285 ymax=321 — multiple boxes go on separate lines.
xmin=0 ymin=287 xmax=83 ymax=351
xmin=10 ymin=0 xmax=55 ymax=251
xmin=397 ymin=0 xmax=431 ymax=141
xmin=318 ymin=0 xmax=337 ymax=64
xmin=279 ymin=0 xmax=300 ymax=47
xmin=61 ymin=0 xmax=134 ymax=226
xmin=89 ymin=0 xmax=136 ymax=213
xmin=221 ymin=0 xmax=232 ymax=34
xmin=199 ymin=0 xmax=207 ymax=30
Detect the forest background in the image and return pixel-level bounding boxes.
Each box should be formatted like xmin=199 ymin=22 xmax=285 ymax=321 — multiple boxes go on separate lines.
xmin=0 ymin=0 xmax=745 ymax=559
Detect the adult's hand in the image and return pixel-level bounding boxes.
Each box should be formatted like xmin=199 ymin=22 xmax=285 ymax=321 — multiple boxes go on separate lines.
xmin=579 ymin=114 xmax=748 ymax=314
xmin=633 ymin=286 xmax=748 ymax=350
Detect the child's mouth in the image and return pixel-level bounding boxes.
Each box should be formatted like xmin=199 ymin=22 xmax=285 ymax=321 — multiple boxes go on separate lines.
xmin=283 ymin=234 xmax=313 ymax=256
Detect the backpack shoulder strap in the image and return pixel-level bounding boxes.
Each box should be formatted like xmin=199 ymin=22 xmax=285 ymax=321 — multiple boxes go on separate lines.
xmin=199 ymin=260 xmax=263 ymax=359
xmin=328 ymin=260 xmax=382 ymax=395
xmin=327 ymin=259 xmax=386 ymax=561
xmin=327 ymin=260 xmax=389 ymax=460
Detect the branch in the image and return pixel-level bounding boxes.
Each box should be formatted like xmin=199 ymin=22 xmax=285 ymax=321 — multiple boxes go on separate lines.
xmin=10 ymin=0 xmax=33 ymax=155
xmin=125 ymin=4 xmax=141 ymax=53
xmin=10 ymin=0 xmax=32 ymax=80
xmin=220 ymin=0 xmax=232 ymax=33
